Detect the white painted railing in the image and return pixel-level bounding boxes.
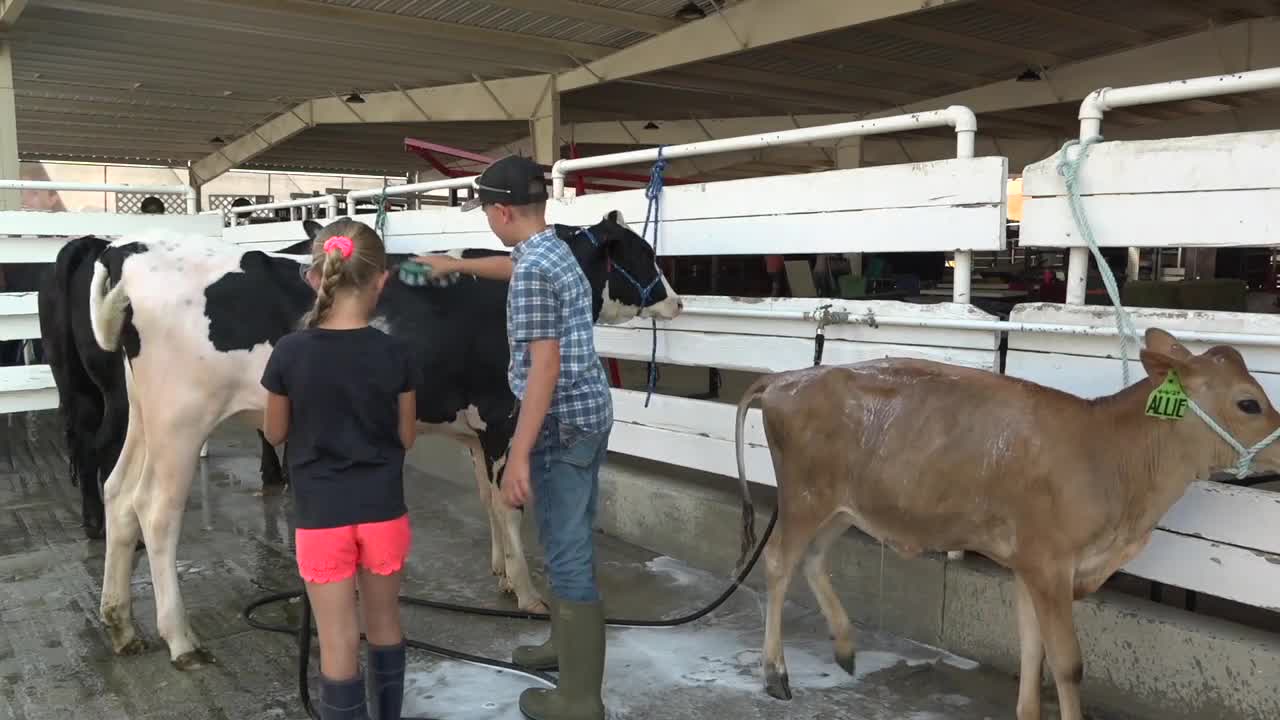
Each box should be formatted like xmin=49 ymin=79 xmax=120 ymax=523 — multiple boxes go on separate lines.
xmin=0 ymin=180 xmax=217 ymax=414
xmin=1017 ymin=68 xmax=1280 ymax=610
xmin=228 ymin=194 xmax=340 ymax=224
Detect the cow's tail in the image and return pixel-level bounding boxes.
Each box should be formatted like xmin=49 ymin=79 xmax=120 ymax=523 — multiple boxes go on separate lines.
xmin=89 ymin=258 xmax=129 ymax=352
xmin=733 ymin=374 xmax=773 ymax=575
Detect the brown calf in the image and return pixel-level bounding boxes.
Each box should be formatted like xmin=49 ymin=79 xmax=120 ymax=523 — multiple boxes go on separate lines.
xmin=732 ymin=328 xmax=1280 ymax=720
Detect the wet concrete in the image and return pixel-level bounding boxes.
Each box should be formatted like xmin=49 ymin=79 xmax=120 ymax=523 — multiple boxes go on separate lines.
xmin=1 ymin=412 xmax=1040 ymax=720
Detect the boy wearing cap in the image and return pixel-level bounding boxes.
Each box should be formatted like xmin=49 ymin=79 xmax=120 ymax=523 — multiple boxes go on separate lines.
xmin=413 ymin=155 xmax=611 ymax=720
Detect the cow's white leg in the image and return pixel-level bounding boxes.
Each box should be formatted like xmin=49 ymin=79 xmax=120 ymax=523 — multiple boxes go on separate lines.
xmin=100 ymin=406 xmax=147 ymax=656
xmin=137 ymin=427 xmax=207 ymax=668
xmin=494 ymin=498 xmax=545 ymax=613
xmin=465 ymin=443 xmax=506 ymax=583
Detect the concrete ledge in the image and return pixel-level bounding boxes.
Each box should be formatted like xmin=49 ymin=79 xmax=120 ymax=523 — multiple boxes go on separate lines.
xmin=407 ymin=440 xmax=1280 ymax=720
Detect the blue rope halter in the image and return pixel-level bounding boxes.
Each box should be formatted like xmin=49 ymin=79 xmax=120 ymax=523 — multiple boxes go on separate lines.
xmin=639 ymin=146 xmax=668 ymax=407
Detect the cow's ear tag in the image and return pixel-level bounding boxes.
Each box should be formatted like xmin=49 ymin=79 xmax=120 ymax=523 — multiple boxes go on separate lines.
xmin=1145 ymin=370 xmax=1189 ymax=420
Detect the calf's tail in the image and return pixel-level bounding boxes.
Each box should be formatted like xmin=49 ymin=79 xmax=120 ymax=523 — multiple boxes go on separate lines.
xmin=89 ymin=258 xmax=129 ymax=353
xmin=733 ymin=374 xmax=773 ymax=575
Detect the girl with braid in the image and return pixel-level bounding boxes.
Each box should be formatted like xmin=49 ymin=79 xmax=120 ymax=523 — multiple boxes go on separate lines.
xmin=261 ymin=220 xmax=422 ymax=720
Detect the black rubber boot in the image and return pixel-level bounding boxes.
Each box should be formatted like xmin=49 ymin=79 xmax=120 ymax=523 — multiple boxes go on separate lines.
xmin=319 ymin=672 xmax=371 ymax=720
xmin=368 ymin=641 xmax=406 ymax=720
xmin=513 ymin=599 xmax=559 ymax=671
xmin=518 ymin=600 xmax=605 ymax=720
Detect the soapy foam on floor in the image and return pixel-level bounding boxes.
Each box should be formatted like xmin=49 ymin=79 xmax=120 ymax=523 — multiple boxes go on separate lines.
xmin=404 ymin=553 xmax=988 ymax=718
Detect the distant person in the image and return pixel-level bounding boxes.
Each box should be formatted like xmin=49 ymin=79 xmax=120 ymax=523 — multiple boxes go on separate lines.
xmin=140 ymin=196 xmax=165 ymax=215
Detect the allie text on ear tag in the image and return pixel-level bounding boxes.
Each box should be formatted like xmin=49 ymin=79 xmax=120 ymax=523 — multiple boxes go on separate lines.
xmin=1145 ymin=370 xmax=1189 ymax=420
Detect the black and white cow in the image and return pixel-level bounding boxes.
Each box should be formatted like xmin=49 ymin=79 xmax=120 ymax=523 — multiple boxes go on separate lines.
xmin=87 ymin=212 xmax=680 ymax=667
xmin=39 ymin=236 xmax=295 ymax=540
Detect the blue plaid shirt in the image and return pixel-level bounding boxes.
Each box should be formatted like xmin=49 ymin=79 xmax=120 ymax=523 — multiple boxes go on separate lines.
xmin=507 ymin=227 xmax=613 ymax=433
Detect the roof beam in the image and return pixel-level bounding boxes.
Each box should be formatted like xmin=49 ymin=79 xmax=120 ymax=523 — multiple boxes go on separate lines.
xmin=0 ymin=0 xmax=27 ymax=30
xmin=767 ymin=42 xmax=997 ymax=88
xmin=872 ymin=19 xmax=1063 ymax=67
xmin=482 ymin=0 xmax=679 ymax=35
xmin=555 ymin=0 xmax=972 ymax=92
xmin=556 ymin=17 xmax=1279 ymax=146
xmin=38 ymin=0 xmax=608 ymax=65
xmin=981 ymin=0 xmax=1152 ymax=45
xmin=189 ymin=74 xmax=549 ymax=184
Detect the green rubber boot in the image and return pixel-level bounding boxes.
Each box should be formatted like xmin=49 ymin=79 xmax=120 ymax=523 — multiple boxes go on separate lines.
xmin=518 ymin=600 xmax=605 ymax=720
xmin=513 ymin=599 xmax=559 ymax=671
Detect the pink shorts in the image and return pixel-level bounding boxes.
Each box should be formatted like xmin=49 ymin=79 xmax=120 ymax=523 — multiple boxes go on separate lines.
xmin=294 ymin=514 xmax=412 ymax=584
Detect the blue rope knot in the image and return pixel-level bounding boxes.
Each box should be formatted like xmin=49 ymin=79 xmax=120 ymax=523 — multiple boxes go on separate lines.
xmin=1057 ymin=135 xmax=1280 ymax=479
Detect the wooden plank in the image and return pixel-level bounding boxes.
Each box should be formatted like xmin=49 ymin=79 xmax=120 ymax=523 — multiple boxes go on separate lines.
xmin=0 ymin=211 xmax=221 ymax=249
xmin=1020 ymin=131 xmax=1280 ymax=250
xmin=221 ymin=220 xmax=313 ymax=248
xmin=1020 ymin=190 xmax=1280 ymax=248
xmin=596 ymin=325 xmax=999 ymax=373
xmin=368 ymin=156 xmax=1008 ymax=256
xmin=1004 ymin=350 xmax=1280 ymax=402
xmin=608 ymin=419 xmax=778 ymax=487
xmin=1006 ymin=303 xmax=1280 ymax=373
xmin=0 ymin=292 xmax=38 ymax=341
xmin=1161 ymin=481 xmax=1280 ymax=556
xmin=612 ymin=388 xmax=767 ymax=446
xmin=1022 ymin=130 xmax=1280 ymax=197
xmin=606 ymin=296 xmax=1002 ymax=351
xmin=1122 ymin=529 xmax=1280 ymax=611
xmin=0 ymin=364 xmax=57 ymax=414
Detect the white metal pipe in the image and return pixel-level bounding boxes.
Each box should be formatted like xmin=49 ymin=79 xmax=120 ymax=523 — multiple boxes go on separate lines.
xmin=229 ymin=195 xmax=338 ymax=215
xmin=1065 ymin=246 xmax=1090 ymax=305
xmin=951 ymin=252 xmax=972 ymax=304
xmin=550 ymin=105 xmax=978 ymax=198
xmin=673 ymin=305 xmax=1280 ymax=347
xmin=1079 ymin=67 xmax=1280 ymax=126
xmin=184 ymin=187 xmax=198 ymax=215
xmin=346 ymin=176 xmax=476 ymax=204
xmin=0 ymin=179 xmax=192 ymax=195
xmin=325 ymin=195 xmax=339 ymax=220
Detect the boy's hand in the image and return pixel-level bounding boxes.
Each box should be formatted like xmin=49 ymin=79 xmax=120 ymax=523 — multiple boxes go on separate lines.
xmin=502 ymin=451 xmax=532 ymax=508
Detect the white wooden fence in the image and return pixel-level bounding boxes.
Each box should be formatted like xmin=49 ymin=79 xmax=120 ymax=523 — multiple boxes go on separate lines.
xmin=3 ymin=68 xmax=1279 ymax=616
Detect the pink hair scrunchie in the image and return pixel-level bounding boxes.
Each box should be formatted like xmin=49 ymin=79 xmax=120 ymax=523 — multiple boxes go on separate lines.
xmin=324 ymin=235 xmax=354 ymax=259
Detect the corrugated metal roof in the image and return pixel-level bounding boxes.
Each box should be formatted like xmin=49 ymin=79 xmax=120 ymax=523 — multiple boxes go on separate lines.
xmin=9 ymin=0 xmax=1274 ymax=178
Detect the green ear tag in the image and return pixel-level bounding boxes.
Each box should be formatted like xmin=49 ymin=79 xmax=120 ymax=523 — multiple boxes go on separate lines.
xmin=1145 ymin=370 xmax=1189 ymax=420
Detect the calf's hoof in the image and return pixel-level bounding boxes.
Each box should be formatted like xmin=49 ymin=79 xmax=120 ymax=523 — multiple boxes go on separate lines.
xmin=835 ymin=649 xmax=856 ymax=676
xmin=172 ymin=647 xmax=215 ymax=671
xmin=83 ymin=522 xmax=105 ymax=541
xmin=764 ymin=669 xmax=792 ymax=701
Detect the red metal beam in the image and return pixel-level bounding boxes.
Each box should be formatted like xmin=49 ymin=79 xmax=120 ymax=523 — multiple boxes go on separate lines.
xmin=403 ymin=137 xmax=707 ymax=190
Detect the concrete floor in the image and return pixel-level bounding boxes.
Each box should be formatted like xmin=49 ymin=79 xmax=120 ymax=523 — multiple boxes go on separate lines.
xmin=0 ymin=411 xmax=1045 ymax=720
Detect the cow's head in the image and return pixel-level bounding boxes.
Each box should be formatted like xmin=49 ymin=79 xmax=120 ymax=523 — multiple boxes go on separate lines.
xmin=1141 ymin=327 xmax=1280 ymax=478
xmin=558 ymin=210 xmax=682 ymax=325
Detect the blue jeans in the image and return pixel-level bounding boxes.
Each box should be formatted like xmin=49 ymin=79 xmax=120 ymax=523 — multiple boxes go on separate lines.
xmin=530 ymin=414 xmax=610 ymax=604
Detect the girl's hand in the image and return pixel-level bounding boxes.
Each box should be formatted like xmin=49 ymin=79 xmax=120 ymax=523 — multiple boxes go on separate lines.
xmin=501 ymin=452 xmax=532 ymax=508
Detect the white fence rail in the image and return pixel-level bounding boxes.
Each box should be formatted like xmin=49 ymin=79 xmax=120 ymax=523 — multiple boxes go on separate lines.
xmin=0 ymin=180 xmax=208 ymax=414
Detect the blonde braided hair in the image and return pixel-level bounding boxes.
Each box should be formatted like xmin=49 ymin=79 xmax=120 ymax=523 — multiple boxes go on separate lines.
xmin=302 ymin=219 xmax=387 ymax=329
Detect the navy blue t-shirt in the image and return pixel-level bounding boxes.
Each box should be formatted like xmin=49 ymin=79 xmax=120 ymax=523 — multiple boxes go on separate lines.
xmin=260 ymin=326 xmax=421 ymax=530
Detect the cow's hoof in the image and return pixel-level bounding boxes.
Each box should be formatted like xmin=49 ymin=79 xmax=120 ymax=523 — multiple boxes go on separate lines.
xmin=765 ymin=669 xmax=792 ymax=701
xmin=496 ymin=575 xmax=516 ymax=595
xmin=172 ymin=648 xmax=215 ymax=671
xmin=83 ymin=523 xmax=105 ymax=541
xmin=115 ymin=635 xmax=146 ymax=656
xmin=521 ymin=599 xmax=550 ymax=615
xmin=835 ymin=649 xmax=856 ymax=676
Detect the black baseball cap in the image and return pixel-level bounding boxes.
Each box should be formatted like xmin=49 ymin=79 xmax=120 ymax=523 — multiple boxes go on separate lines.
xmin=461 ymin=154 xmax=549 ymax=211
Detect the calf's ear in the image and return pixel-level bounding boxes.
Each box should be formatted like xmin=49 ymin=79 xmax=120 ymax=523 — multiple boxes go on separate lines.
xmin=1140 ymin=345 xmax=1189 ymax=382
xmin=302 ymin=220 xmax=323 ymax=241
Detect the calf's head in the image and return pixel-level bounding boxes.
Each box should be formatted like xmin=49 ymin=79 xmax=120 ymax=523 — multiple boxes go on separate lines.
xmin=559 ymin=210 xmax=682 ymax=325
xmin=1140 ymin=327 xmax=1280 ymax=475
